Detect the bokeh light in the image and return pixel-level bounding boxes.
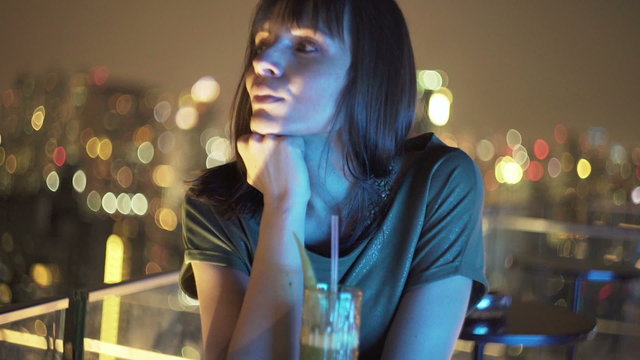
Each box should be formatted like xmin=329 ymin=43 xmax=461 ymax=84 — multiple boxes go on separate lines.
xmin=102 ymin=192 xmax=118 ymax=214
xmin=53 ymin=146 xmax=66 ymax=166
xmin=31 ymin=106 xmax=45 ymax=131
xmin=495 ymin=156 xmax=523 ymax=184
xmin=155 ymin=208 xmax=178 ymax=231
xmin=506 ymin=129 xmax=522 ymax=149
xmin=131 ymin=193 xmax=149 ymax=215
xmin=137 ymin=142 xmax=154 ymax=164
xmin=417 ymin=70 xmax=444 ymax=91
xmin=476 ymin=140 xmax=495 ymax=162
xmin=31 ymin=263 xmax=53 ymax=287
xmin=116 ymin=193 xmax=132 ymax=214
xmin=116 ymin=166 xmax=133 ymax=188
xmin=87 ymin=191 xmax=102 ymax=212
xmin=46 ymin=171 xmax=60 ymax=192
xmin=427 ymin=92 xmax=451 ymax=126
xmin=175 ymin=106 xmax=199 ymax=130
xmin=577 ymin=158 xmax=592 ymax=179
xmin=154 ymin=101 xmax=172 ymax=123
xmin=152 ymin=165 xmax=176 ymax=188
xmin=534 ymin=139 xmax=549 ymax=160
xmin=548 ymin=157 xmax=562 ymax=178
xmin=561 ymin=152 xmax=575 ymax=172
xmin=631 ymin=187 xmax=640 ymax=205
xmin=527 ymin=160 xmax=544 ymax=182
xmin=157 ymin=131 xmax=176 ymax=153
xmin=86 ymin=137 xmax=100 ymax=158
xmin=554 ymin=124 xmax=568 ymax=144
xmin=98 ymin=138 xmax=113 ymax=160
xmin=72 ymin=170 xmax=87 ymax=192
xmin=191 ymin=76 xmax=221 ymax=103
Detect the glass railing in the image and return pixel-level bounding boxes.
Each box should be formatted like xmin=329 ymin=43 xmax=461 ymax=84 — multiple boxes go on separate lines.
xmin=1 ymin=271 xmax=202 ymax=360
xmin=1 ymin=215 xmax=639 ymax=359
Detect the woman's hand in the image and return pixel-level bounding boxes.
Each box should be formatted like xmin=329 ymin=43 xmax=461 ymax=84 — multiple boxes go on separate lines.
xmin=237 ymin=133 xmax=311 ymax=208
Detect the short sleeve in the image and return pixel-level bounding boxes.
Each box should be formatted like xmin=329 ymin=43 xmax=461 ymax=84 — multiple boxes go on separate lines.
xmin=405 ymin=149 xmax=488 ymax=311
xmin=179 ymin=195 xmax=254 ymax=299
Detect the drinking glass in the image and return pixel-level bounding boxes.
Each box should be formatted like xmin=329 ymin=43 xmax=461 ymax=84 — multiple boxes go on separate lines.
xmin=300 ymin=283 xmax=362 ymax=360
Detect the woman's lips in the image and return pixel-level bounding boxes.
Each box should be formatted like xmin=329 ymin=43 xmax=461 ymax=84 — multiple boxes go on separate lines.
xmin=252 ymin=95 xmax=284 ymax=104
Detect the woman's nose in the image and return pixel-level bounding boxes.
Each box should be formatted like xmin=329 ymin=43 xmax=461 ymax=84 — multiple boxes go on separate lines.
xmin=252 ymin=47 xmax=284 ymax=78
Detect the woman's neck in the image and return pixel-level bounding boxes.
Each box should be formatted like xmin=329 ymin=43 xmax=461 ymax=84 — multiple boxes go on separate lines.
xmin=301 ymin=134 xmax=352 ymax=218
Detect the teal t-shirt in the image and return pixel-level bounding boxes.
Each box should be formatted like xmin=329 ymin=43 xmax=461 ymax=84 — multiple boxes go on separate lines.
xmin=179 ymin=133 xmax=488 ymax=359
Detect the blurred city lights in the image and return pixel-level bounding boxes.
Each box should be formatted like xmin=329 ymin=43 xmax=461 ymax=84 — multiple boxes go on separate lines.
xmin=417 ymin=70 xmax=443 ymax=91
xmin=548 ymin=157 xmax=562 ymax=178
xmin=98 ymin=138 xmax=113 ymax=160
xmin=116 ymin=193 xmax=132 ymax=214
xmin=116 ymin=166 xmax=133 ymax=188
xmin=506 ymin=129 xmax=522 ymax=149
xmin=561 ymin=152 xmax=575 ymax=172
xmin=554 ymin=124 xmax=568 ymax=144
xmin=631 ymin=186 xmax=640 ymax=205
xmin=191 ymin=76 xmax=221 ymax=103
xmin=31 ymin=106 xmax=45 ymax=131
xmin=533 ymin=139 xmax=549 ymax=160
xmin=52 ymin=146 xmax=66 ymax=166
xmin=137 ymin=142 xmax=154 ymax=164
xmin=476 ymin=139 xmax=495 ymax=162
xmin=86 ymin=137 xmax=100 ymax=158
xmin=153 ymin=101 xmax=172 ymax=123
xmin=102 ymin=192 xmax=118 ymax=214
xmin=72 ymin=170 xmax=87 ymax=192
xmin=427 ymin=92 xmax=451 ymax=126
xmin=5 ymin=154 xmax=16 ymax=174
xmin=91 ymin=66 xmax=110 ymax=86
xmin=175 ymin=106 xmax=199 ymax=130
xmin=495 ymin=156 xmax=523 ymax=184
xmin=152 ymin=165 xmax=176 ymax=188
xmin=577 ymin=158 xmax=592 ymax=179
xmin=46 ymin=171 xmax=60 ymax=192
xmin=31 ymin=263 xmax=53 ymax=287
xmin=131 ymin=193 xmax=149 ymax=215
xmin=526 ymin=160 xmax=544 ymax=182
xmin=206 ymin=136 xmax=232 ymax=162
xmin=157 ymin=131 xmax=176 ymax=153
xmin=87 ymin=191 xmax=102 ymax=212
xmin=155 ymin=208 xmax=178 ymax=231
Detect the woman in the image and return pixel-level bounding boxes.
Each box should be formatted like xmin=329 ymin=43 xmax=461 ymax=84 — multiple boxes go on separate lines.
xmin=179 ymin=0 xmax=487 ymax=359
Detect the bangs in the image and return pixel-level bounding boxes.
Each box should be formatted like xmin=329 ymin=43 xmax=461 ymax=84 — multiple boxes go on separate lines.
xmin=252 ymin=0 xmax=348 ymax=40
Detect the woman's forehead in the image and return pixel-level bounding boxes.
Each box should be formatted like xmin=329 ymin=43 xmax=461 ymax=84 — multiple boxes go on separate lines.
xmin=253 ymin=1 xmax=347 ymax=40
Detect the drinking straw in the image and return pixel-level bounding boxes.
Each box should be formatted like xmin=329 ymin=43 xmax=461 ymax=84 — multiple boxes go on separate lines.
xmin=330 ymin=215 xmax=339 ymax=294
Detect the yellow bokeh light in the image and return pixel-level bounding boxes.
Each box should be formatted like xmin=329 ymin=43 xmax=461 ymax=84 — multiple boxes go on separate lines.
xmin=577 ymin=158 xmax=592 ymax=179
xmin=133 ymin=125 xmax=155 ymax=145
xmin=156 ymin=208 xmax=178 ymax=231
xmin=427 ymin=93 xmax=450 ymax=126
xmin=495 ymin=156 xmax=523 ymax=184
xmin=98 ymin=138 xmax=113 ymax=160
xmin=0 ymin=283 xmax=12 ymax=303
xmin=0 ymin=147 xmax=5 ymax=165
xmin=104 ymin=234 xmax=124 ymax=284
xmin=31 ymin=106 xmax=45 ymax=131
xmin=175 ymin=106 xmax=199 ymax=130
xmin=86 ymin=137 xmax=100 ymax=158
xmin=191 ymin=76 xmax=221 ymax=103
xmin=31 ymin=263 xmax=53 ymax=287
xmin=152 ymin=165 xmax=176 ymax=188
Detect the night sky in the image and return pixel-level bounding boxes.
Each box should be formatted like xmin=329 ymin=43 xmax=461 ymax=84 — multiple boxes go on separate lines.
xmin=1 ymin=0 xmax=639 ymax=145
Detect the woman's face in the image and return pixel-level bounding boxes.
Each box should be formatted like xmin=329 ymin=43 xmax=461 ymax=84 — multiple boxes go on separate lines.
xmin=245 ymin=19 xmax=351 ymax=136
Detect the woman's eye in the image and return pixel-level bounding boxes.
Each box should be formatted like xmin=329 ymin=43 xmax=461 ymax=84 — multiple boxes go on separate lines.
xmin=295 ymin=40 xmax=319 ymax=53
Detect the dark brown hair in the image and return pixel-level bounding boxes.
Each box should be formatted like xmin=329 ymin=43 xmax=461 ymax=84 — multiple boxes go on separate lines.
xmin=190 ymin=0 xmax=416 ymax=248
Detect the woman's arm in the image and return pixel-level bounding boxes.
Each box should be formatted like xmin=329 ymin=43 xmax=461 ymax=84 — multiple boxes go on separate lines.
xmin=381 ymin=275 xmax=472 ymax=360
xmin=193 ymin=134 xmax=310 ymax=360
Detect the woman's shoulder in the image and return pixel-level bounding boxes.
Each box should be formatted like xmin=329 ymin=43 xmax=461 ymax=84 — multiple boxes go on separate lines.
xmin=402 ymin=132 xmax=478 ymax=175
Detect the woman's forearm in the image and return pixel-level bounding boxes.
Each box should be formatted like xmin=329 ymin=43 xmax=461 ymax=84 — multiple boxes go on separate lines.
xmin=226 ymin=200 xmax=306 ymax=360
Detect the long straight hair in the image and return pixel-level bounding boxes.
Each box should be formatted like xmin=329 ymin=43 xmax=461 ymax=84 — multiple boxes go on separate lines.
xmin=190 ymin=0 xmax=416 ymax=249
